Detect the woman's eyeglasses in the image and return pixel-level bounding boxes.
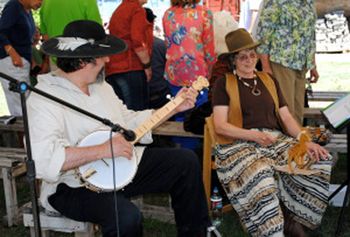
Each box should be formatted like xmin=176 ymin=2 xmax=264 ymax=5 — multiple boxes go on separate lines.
xmin=236 ymin=52 xmax=257 ymax=62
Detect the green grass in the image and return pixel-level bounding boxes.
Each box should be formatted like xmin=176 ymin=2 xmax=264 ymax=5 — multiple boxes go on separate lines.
xmin=0 ymin=176 xmax=30 ymax=237
xmin=312 ymin=53 xmax=350 ymax=92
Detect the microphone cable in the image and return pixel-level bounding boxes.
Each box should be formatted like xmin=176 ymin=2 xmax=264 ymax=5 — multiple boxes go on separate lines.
xmin=109 ymin=129 xmax=120 ymax=237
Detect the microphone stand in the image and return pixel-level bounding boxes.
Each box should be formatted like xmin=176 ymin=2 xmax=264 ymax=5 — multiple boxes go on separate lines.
xmin=0 ymin=72 xmax=136 ymax=237
xmin=328 ymin=122 xmax=350 ymax=236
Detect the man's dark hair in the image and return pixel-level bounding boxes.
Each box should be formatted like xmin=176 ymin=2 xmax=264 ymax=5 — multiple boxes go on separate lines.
xmin=171 ymin=0 xmax=200 ymax=7
xmin=56 ymin=57 xmax=96 ymax=73
xmin=144 ymin=7 xmax=156 ymax=23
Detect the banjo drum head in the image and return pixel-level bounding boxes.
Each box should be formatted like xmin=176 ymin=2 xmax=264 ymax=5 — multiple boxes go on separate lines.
xmin=77 ymin=130 xmax=137 ymax=192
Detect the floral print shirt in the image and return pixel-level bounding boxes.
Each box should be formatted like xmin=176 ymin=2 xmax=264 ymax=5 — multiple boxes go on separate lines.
xmin=256 ymin=0 xmax=316 ymax=70
xmin=163 ymin=4 xmax=216 ymax=86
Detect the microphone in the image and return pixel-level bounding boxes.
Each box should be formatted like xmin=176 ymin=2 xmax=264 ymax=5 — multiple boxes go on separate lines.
xmin=121 ymin=129 xmax=136 ymax=142
xmin=110 ymin=122 xmax=136 ymax=142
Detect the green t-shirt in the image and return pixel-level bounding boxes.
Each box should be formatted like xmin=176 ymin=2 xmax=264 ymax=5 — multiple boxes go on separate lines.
xmin=40 ymin=0 xmax=102 ymax=38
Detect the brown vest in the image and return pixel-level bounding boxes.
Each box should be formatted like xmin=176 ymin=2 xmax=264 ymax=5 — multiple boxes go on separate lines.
xmin=208 ymin=71 xmax=283 ymax=145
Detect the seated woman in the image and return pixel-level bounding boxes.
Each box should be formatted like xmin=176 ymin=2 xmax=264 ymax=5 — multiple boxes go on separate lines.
xmin=211 ymin=29 xmax=333 ymax=237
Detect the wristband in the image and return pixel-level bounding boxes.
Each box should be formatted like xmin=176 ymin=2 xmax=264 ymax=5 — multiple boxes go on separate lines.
xmin=142 ymin=61 xmax=151 ymax=69
xmin=296 ymin=130 xmax=305 ymax=141
xmin=296 ymin=130 xmax=310 ymax=142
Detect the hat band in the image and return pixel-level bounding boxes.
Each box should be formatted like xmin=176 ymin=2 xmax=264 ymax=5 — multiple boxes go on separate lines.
xmin=56 ymin=37 xmax=111 ymax=51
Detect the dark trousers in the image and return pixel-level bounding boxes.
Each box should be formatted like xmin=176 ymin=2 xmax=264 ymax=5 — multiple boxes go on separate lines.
xmin=48 ymin=147 xmax=209 ymax=237
xmin=106 ymin=71 xmax=149 ymax=111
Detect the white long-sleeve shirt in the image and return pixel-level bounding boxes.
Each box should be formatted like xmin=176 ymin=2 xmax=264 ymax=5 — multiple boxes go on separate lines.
xmin=27 ymin=73 xmax=153 ymax=211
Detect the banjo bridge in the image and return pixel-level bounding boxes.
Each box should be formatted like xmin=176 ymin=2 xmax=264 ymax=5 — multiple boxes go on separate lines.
xmin=82 ymin=168 xmax=97 ymax=179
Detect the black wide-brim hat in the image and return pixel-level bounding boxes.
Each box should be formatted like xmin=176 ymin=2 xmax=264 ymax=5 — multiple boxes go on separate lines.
xmin=218 ymin=28 xmax=260 ymax=61
xmin=41 ymin=20 xmax=127 ymax=58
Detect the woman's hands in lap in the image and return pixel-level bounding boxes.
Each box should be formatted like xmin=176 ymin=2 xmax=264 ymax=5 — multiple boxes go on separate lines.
xmin=306 ymin=142 xmax=329 ymax=162
xmin=247 ymin=130 xmax=329 ymax=163
xmin=250 ymin=130 xmax=277 ymax=147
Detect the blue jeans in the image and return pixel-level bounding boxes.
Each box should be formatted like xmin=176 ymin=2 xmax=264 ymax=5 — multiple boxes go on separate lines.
xmin=106 ymin=70 xmax=149 ymax=111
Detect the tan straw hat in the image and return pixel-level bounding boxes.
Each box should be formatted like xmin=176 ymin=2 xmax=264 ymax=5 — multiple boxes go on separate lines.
xmin=218 ymin=28 xmax=260 ymax=60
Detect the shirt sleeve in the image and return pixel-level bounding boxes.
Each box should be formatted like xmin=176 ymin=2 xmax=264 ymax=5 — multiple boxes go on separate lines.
xmin=131 ymin=7 xmax=149 ymax=52
xmin=212 ymin=77 xmax=230 ymax=106
xmin=27 ymin=93 xmax=70 ymax=183
xmin=0 ymin=2 xmax=19 ymax=46
xmin=202 ymin=8 xmax=216 ymax=67
xmin=162 ymin=10 xmax=171 ymax=49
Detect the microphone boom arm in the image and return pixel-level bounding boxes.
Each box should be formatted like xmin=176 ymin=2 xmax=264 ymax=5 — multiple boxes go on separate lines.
xmin=0 ymin=72 xmax=136 ymax=141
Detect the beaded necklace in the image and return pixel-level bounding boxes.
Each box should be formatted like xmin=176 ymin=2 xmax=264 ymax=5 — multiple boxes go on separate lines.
xmin=236 ymin=73 xmax=261 ymax=96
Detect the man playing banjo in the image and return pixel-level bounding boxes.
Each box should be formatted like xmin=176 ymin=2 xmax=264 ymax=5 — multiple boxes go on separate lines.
xmin=27 ymin=20 xmax=209 ymax=237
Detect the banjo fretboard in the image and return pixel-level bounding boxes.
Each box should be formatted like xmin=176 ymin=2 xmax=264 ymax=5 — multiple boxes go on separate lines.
xmin=132 ymin=76 xmax=209 ymax=144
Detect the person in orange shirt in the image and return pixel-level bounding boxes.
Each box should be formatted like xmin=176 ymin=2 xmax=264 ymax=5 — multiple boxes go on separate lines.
xmin=106 ymin=0 xmax=153 ymax=111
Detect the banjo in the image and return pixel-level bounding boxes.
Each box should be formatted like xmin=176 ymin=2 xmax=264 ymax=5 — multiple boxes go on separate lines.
xmin=76 ymin=76 xmax=209 ymax=192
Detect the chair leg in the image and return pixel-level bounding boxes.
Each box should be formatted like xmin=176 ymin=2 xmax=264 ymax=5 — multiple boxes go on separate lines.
xmin=2 ymin=167 xmax=18 ymax=226
xmin=203 ymin=125 xmax=212 ymax=206
xmin=74 ymin=223 xmax=94 ymax=237
xmin=29 ymin=227 xmax=50 ymax=237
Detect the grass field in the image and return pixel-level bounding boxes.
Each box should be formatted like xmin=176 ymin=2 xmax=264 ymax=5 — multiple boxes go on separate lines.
xmin=314 ymin=53 xmax=350 ymax=91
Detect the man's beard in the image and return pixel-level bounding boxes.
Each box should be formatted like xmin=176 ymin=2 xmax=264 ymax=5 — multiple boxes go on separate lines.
xmin=96 ymin=67 xmax=105 ymax=84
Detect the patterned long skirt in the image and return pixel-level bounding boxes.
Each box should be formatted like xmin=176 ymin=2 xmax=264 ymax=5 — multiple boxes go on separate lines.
xmin=214 ymin=129 xmax=333 ymax=237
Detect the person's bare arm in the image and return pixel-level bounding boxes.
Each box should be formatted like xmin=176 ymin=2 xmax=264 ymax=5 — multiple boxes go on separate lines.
xmin=135 ymin=48 xmax=151 ymax=66
xmin=5 ymin=45 xmax=23 ymax=67
xmin=135 ymin=48 xmax=152 ymax=82
xmin=278 ymin=106 xmax=301 ymax=137
xmin=309 ymin=55 xmax=319 ymax=83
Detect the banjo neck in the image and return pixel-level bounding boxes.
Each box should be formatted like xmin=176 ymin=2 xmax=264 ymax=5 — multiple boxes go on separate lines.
xmin=132 ymin=76 xmax=209 ymax=144
xmin=132 ymin=95 xmax=186 ymax=143
xmin=77 ymin=76 xmax=208 ymax=192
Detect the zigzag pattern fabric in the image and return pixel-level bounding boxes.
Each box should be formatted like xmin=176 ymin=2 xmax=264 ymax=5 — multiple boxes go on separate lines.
xmin=214 ymin=129 xmax=332 ymax=237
